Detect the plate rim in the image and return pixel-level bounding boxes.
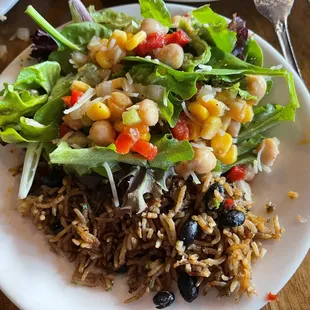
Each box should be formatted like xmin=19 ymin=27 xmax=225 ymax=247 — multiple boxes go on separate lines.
xmin=0 ymin=3 xmax=309 ymax=310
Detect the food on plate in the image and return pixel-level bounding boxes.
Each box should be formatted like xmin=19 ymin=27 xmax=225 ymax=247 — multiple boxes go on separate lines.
xmin=0 ymin=0 xmax=299 ymax=306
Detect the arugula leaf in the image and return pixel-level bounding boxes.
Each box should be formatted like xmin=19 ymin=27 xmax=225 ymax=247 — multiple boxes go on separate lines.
xmin=0 ymin=85 xmax=47 ymax=127
xmin=48 ymin=50 xmax=75 ymax=75
xmin=207 ymin=46 xmax=287 ymax=76
xmin=153 ymin=166 xmax=176 ymax=191
xmin=88 ymin=6 xmax=138 ymax=30
xmin=245 ymin=38 xmax=264 ymax=67
xmin=139 ymin=0 xmax=171 ymax=28
xmin=0 ymin=117 xmax=59 ymax=143
xmin=237 ymin=134 xmax=264 ymax=156
xmin=50 ymin=142 xmax=147 ymax=167
xmin=150 ymin=134 xmax=194 ymax=170
xmin=60 ymin=22 xmax=111 ymax=48
xmin=14 ymin=61 xmax=61 ymax=94
xmin=192 ymin=5 xmax=236 ymax=53
xmin=34 ymin=74 xmax=75 ymax=125
xmin=122 ymin=166 xmax=163 ymax=214
xmin=237 ymin=101 xmax=297 ymax=143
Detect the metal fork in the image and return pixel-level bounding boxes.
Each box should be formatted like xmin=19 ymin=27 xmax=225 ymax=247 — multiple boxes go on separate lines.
xmin=253 ymin=0 xmax=302 ymax=77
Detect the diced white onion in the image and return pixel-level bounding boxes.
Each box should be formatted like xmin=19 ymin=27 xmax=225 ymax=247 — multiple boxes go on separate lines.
xmin=256 ymin=141 xmax=265 ymax=172
xmin=96 ymin=81 xmax=113 ymax=97
xmin=113 ymin=46 xmax=123 ymax=65
xmin=234 ymin=180 xmax=252 ymax=202
xmin=64 ymin=87 xmax=96 ymax=117
xmin=147 ymin=85 xmax=166 ymax=102
xmin=125 ymin=72 xmax=133 ymax=84
xmin=108 ymin=38 xmax=116 ymax=50
xmin=197 ymin=64 xmax=213 ymax=72
xmin=145 ymin=55 xmax=152 ymax=60
xmin=262 ymin=165 xmax=272 ymax=173
xmin=103 ymin=162 xmax=119 ymax=207
xmin=87 ymin=36 xmax=101 ymax=50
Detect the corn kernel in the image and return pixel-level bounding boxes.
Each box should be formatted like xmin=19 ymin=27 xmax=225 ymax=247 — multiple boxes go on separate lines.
xmin=187 ymin=120 xmax=201 ymax=141
xmin=241 ymin=104 xmax=254 ymax=124
xmin=86 ymin=102 xmax=111 ymax=121
xmin=198 ymin=98 xmax=226 ymax=117
xmin=126 ymin=32 xmax=133 ymax=40
xmin=226 ymin=98 xmax=247 ymax=122
xmin=218 ymin=144 xmax=238 ymax=165
xmin=140 ymin=132 xmax=151 ymax=141
xmin=109 ymin=30 xmax=127 ymax=50
xmin=111 ymin=78 xmax=125 ymax=89
xmin=211 ymin=132 xmax=233 ymax=156
xmin=125 ymin=31 xmax=147 ymax=51
xmin=100 ymin=38 xmax=108 ymax=45
xmin=200 ymin=116 xmax=222 ymax=140
xmin=96 ymin=50 xmax=112 ymax=69
xmin=114 ymin=120 xmax=125 ymax=132
xmin=221 ymin=115 xmax=231 ymax=131
xmin=188 ymin=102 xmax=209 ymax=122
xmin=71 ymin=80 xmax=90 ymax=93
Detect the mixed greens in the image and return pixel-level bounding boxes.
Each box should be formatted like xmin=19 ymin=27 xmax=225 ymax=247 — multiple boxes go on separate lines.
xmin=0 ymin=0 xmax=299 ymax=212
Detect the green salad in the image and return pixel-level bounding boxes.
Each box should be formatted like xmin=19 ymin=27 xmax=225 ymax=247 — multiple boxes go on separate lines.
xmin=0 ymin=1 xmax=299 ymax=305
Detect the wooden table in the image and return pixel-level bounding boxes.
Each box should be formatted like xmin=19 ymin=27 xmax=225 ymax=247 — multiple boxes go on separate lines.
xmin=0 ymin=0 xmax=309 ymax=309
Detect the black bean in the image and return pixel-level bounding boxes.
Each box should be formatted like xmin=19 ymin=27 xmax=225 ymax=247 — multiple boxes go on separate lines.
xmin=50 ymin=221 xmax=63 ymax=234
xmin=42 ymin=169 xmax=64 ymax=188
xmin=178 ymin=272 xmax=199 ymax=303
xmin=179 ymin=219 xmax=199 ymax=247
xmin=218 ymin=209 xmax=246 ymax=227
xmin=115 ymin=265 xmax=128 ymax=274
xmin=204 ymin=182 xmax=224 ymax=210
xmin=153 ymin=291 xmax=175 ymax=309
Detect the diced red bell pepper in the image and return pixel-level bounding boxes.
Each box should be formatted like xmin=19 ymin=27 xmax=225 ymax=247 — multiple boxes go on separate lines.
xmin=171 ymin=112 xmax=189 ymax=141
xmin=62 ymin=89 xmax=84 ymax=108
xmin=227 ymin=166 xmax=246 ymax=182
xmin=132 ymin=139 xmax=158 ymax=160
xmin=135 ymin=33 xmax=166 ymax=57
xmin=115 ymin=132 xmax=137 ymax=155
xmin=59 ymin=123 xmax=71 ymax=138
xmin=165 ymin=30 xmax=191 ymax=47
xmin=70 ymin=89 xmax=84 ymax=106
xmin=61 ymin=96 xmax=72 ymax=107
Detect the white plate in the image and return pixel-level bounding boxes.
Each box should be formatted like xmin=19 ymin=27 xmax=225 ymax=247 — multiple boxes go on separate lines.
xmin=0 ymin=0 xmax=19 ymax=15
xmin=0 ymin=3 xmax=310 ymax=310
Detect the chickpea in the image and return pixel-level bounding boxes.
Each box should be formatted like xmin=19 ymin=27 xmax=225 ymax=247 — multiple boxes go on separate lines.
xmin=140 ymin=18 xmax=169 ymax=35
xmin=138 ymin=99 xmax=159 ymax=126
xmin=88 ymin=120 xmax=116 ymax=146
xmin=189 ymin=148 xmax=217 ymax=174
xmin=247 ymin=75 xmax=267 ymax=105
xmin=107 ymin=92 xmax=133 ymax=118
xmin=227 ymin=120 xmax=241 ymax=138
xmin=62 ymin=114 xmax=83 ymax=130
xmin=256 ymin=138 xmax=279 ymax=167
xmin=154 ymin=44 xmax=184 ymax=69
xmin=175 ymin=147 xmax=217 ymax=178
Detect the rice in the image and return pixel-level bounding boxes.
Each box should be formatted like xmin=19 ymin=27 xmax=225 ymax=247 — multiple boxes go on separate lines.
xmin=19 ymin=172 xmax=283 ymax=304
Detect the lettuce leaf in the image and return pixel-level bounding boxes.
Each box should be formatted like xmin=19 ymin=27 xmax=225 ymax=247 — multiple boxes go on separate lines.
xmin=14 ymin=61 xmax=61 ymax=93
xmin=88 ymin=6 xmax=138 ymax=30
xmin=192 ymin=5 xmax=236 ymax=53
xmin=0 ymin=117 xmax=59 ymax=143
xmin=150 ymin=134 xmax=194 ymax=170
xmin=139 ymin=0 xmax=171 ymax=28
xmin=0 ymin=85 xmax=48 ymax=127
xmin=245 ymin=38 xmax=263 ymax=67
xmin=50 ymin=142 xmax=147 ymax=167
xmin=34 ymin=74 xmax=75 ymax=125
